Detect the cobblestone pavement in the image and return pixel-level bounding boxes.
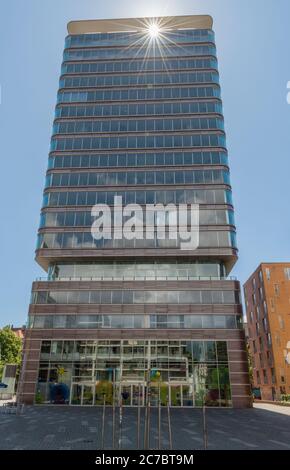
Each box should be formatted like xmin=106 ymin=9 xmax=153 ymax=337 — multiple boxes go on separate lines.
xmin=0 ymin=403 xmax=290 ymax=450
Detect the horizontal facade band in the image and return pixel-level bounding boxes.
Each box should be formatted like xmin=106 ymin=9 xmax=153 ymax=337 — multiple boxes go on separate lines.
xmin=28 ymin=307 xmax=242 ymax=314
xmin=60 ymin=71 xmax=219 ymax=83
xmin=62 ymin=54 xmax=218 ymax=66
xmin=41 ymin=204 xmax=232 ymax=213
xmin=46 ymin=165 xmax=229 ymax=174
xmin=24 ymin=331 xmax=245 ymax=341
xmin=31 ymin=279 xmax=240 ymax=289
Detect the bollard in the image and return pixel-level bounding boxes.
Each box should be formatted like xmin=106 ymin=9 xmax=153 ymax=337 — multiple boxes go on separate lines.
xmin=202 ymin=404 xmax=208 ymax=450
xmin=137 ymin=383 xmax=141 ymax=449
xmin=167 ymin=401 xmax=172 ymax=450
xmin=101 ymin=393 xmax=106 ymax=449
xmin=158 ymin=382 xmax=161 ymax=450
xmin=112 ymin=381 xmax=116 ymax=449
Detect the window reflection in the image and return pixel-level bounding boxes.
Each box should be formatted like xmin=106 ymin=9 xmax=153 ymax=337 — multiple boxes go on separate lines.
xmin=43 ymin=189 xmax=232 ymax=207
xmin=37 ymin=339 xmax=231 ymax=407
xmin=32 ymin=289 xmax=240 ymax=305
xmin=29 ymin=314 xmax=240 ymax=330
xmin=61 ymin=56 xmax=217 ymax=75
xmin=46 ymin=169 xmax=229 ymax=188
xmin=37 ymin=230 xmax=237 ymax=250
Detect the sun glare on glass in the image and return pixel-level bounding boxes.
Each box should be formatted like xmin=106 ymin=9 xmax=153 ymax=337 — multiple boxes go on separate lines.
xmin=148 ymin=23 xmax=160 ymax=38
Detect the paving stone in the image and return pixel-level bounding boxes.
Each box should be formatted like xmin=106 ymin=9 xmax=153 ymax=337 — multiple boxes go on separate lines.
xmin=43 ymin=434 xmax=55 ymax=442
xmin=0 ymin=403 xmax=290 ymax=450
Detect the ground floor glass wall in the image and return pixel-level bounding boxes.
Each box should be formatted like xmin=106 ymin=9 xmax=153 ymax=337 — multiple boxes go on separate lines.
xmin=36 ymin=339 xmax=232 ymax=407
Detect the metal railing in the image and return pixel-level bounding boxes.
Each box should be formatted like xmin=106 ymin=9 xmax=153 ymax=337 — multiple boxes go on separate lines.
xmin=0 ymin=402 xmax=20 ymax=414
xmin=35 ymin=275 xmax=237 ymax=282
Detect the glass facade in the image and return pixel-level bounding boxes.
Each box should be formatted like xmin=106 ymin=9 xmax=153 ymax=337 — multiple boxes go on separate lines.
xmin=48 ymin=151 xmax=228 ymax=169
xmin=36 ymin=230 xmax=237 ymax=250
xmin=54 ymin=102 xmax=223 ymax=120
xmin=61 ymin=57 xmax=218 ymax=74
xmin=31 ymin=289 xmax=240 ymax=305
xmin=42 ymin=188 xmax=233 ymax=207
xmin=40 ymin=209 xmax=234 ymax=228
xmin=28 ymin=314 xmax=242 ymax=329
xmin=21 ymin=16 xmax=249 ymax=408
xmin=46 ymin=261 xmax=226 ymax=280
xmin=45 ymin=169 xmax=230 ymax=188
xmin=36 ymin=339 xmax=232 ymax=407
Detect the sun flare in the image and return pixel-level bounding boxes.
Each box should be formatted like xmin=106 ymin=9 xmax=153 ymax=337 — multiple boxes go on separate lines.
xmin=147 ymin=23 xmax=161 ymax=38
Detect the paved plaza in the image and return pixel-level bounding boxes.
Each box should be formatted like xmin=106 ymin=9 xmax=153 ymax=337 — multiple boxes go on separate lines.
xmin=0 ymin=403 xmax=290 ymax=450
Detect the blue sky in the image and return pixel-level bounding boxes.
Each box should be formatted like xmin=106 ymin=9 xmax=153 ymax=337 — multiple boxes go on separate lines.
xmin=0 ymin=0 xmax=289 ymax=327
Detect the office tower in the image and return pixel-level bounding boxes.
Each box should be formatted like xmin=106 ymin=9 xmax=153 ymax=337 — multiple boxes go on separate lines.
xmin=20 ymin=15 xmax=251 ymax=407
xmin=244 ymin=263 xmax=290 ymax=401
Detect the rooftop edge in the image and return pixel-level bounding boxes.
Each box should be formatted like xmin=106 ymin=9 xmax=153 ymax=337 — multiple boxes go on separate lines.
xmin=67 ymin=15 xmax=213 ymax=35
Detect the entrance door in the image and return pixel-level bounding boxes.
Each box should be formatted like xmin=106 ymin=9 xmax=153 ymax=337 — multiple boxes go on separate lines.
xmin=170 ymin=385 xmax=182 ymax=406
xmin=132 ymin=384 xmax=144 ymax=406
xmin=120 ymin=383 xmax=144 ymax=406
xmin=169 ymin=384 xmax=194 ymax=406
xmin=82 ymin=384 xmax=94 ymax=405
xmin=70 ymin=383 xmax=82 ymax=405
xmin=70 ymin=383 xmax=94 ymax=405
xmin=149 ymin=383 xmax=169 ymax=406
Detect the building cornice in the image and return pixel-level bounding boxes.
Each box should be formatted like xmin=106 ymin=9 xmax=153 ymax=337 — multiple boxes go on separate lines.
xmin=67 ymin=15 xmax=213 ymax=35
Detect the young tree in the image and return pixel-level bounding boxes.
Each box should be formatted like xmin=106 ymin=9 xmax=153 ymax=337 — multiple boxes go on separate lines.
xmin=0 ymin=326 xmax=22 ymax=379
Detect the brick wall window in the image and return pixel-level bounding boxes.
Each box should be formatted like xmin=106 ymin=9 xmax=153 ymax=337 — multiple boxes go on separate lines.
xmin=262 ymin=317 xmax=268 ymax=332
xmin=278 ymin=316 xmax=285 ymax=330
xmin=271 ymin=368 xmax=276 ymax=384
xmin=284 ymin=267 xmax=290 ymax=280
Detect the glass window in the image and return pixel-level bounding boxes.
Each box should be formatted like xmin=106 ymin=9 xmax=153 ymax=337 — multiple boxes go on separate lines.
xmin=192 ymin=342 xmax=205 ymax=362
xmin=41 ymin=340 xmax=51 ymax=354
xmin=205 ymin=341 xmax=216 ymax=361
xmin=101 ymin=291 xmax=112 ymax=303
xmin=217 ymin=342 xmax=228 ymax=362
xmin=53 ymin=316 xmax=67 ymax=328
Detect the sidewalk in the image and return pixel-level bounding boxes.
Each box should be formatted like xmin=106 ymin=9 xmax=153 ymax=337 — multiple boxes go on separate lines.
xmin=254 ymin=402 xmax=290 ymax=416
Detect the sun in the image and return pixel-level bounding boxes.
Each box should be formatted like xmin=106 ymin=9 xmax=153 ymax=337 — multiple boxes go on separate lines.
xmin=147 ymin=23 xmax=160 ymax=38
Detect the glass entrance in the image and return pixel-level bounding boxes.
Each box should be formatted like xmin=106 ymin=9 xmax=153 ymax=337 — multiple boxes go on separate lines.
xmin=120 ymin=383 xmax=144 ymax=406
xmin=69 ymin=381 xmax=194 ymax=406
xmin=149 ymin=383 xmax=169 ymax=406
xmin=132 ymin=384 xmax=144 ymax=406
xmin=70 ymin=383 xmax=94 ymax=405
xmin=170 ymin=384 xmax=194 ymax=406
xmin=170 ymin=385 xmax=182 ymax=406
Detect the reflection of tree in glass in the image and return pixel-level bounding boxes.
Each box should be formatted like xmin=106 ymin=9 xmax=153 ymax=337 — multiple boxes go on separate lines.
xmin=95 ymin=380 xmax=113 ymax=405
xmin=206 ymin=366 xmax=231 ymax=406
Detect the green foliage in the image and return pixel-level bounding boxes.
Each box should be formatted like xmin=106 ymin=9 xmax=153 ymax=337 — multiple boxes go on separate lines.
xmin=0 ymin=326 xmax=22 ymax=379
xmin=95 ymin=380 xmax=113 ymax=405
xmin=35 ymin=389 xmax=44 ymax=404
xmin=281 ymin=394 xmax=290 ymax=402
xmin=246 ymin=342 xmax=253 ymax=385
xmin=160 ymin=384 xmax=169 ymax=406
